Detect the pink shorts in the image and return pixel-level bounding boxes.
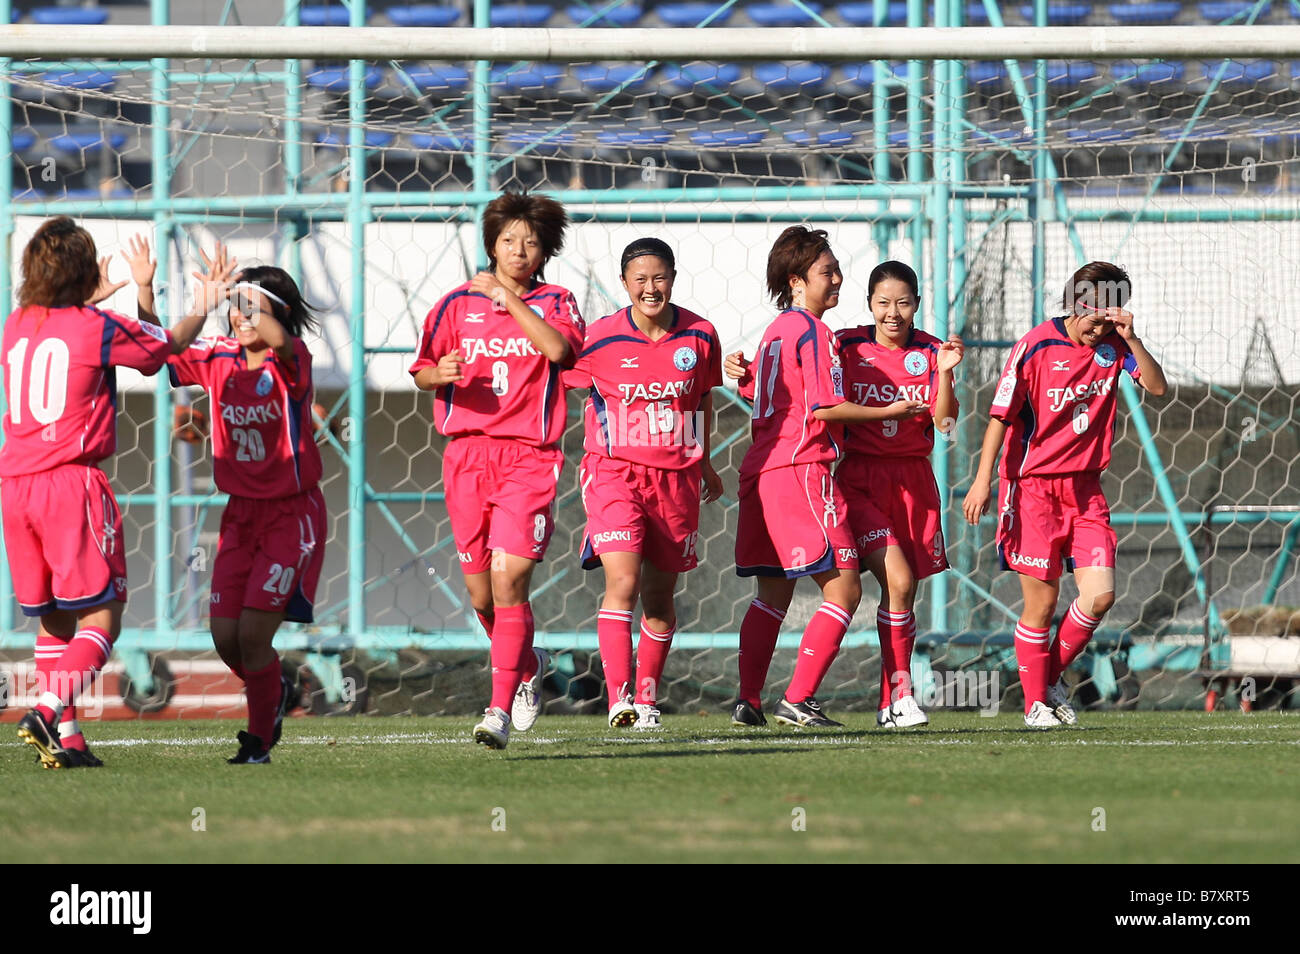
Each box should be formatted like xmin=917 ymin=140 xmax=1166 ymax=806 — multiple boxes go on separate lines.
xmin=838 ymin=455 xmax=949 ymax=578
xmin=443 ymin=436 xmax=562 ymax=573
xmin=996 ymin=472 xmax=1116 ymax=581
xmin=735 ymin=462 xmax=858 ymax=578
xmin=1 ymin=464 xmax=128 ymax=616
xmin=578 ymin=453 xmax=702 ymax=573
xmin=210 ymin=487 xmax=326 ymax=622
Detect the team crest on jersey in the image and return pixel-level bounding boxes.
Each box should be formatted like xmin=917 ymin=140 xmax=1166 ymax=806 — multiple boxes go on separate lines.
xmin=138 ymin=321 xmax=167 ymax=343
xmin=256 ymin=368 xmax=274 ymax=396
xmin=1094 ymin=343 xmax=1117 ymax=368
xmin=830 ymin=365 xmax=844 ymax=397
xmin=993 ymin=372 xmax=1016 ymax=407
xmin=673 ymin=346 xmax=697 ymax=372
xmin=904 ymin=351 xmax=928 ymax=376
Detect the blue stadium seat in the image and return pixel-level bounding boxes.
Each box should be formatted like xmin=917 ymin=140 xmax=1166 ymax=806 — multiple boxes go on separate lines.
xmin=31 ymin=7 xmax=109 ymax=25
xmin=1017 ymin=3 xmax=1092 ymax=23
xmin=574 ymin=63 xmax=656 ymax=93
xmin=836 ymin=63 xmax=877 ymax=93
xmin=1199 ymin=1 xmax=1270 ymax=21
xmin=838 ymin=2 xmax=908 ymax=25
xmin=1107 ymin=2 xmax=1180 ymax=23
xmin=10 ymin=130 xmax=36 ymax=151
xmin=1046 ymin=61 xmax=1099 ymax=85
xmin=783 ymin=128 xmax=856 ymax=147
xmin=40 ymin=70 xmax=118 ymax=92
xmin=748 ymin=2 xmax=822 ymax=26
xmin=49 ymin=132 xmax=128 ymax=154
xmin=306 ymin=66 xmax=384 ymax=91
xmin=596 ymin=129 xmax=673 ymax=146
xmin=411 ymin=132 xmax=473 ymax=151
xmin=962 ymin=2 xmax=991 ymax=23
xmin=887 ymin=127 xmax=933 ymax=147
xmin=491 ymin=5 xmax=554 ymax=27
xmin=657 ymin=3 xmax=735 ymax=26
xmin=1063 ymin=125 xmax=1135 ymax=144
xmin=1112 ymin=60 xmax=1186 ymax=84
xmin=967 ymin=124 xmax=1032 ymax=146
xmin=567 ymin=3 xmax=643 ymax=26
xmin=300 ymin=6 xmax=355 ymax=26
xmin=658 ymin=62 xmax=741 ymax=92
xmin=1206 ymin=60 xmax=1278 ymax=83
xmin=966 ymin=61 xmax=1009 ymax=86
xmin=753 ymin=62 xmax=832 ymax=93
xmin=502 ymin=128 xmax=579 ymax=153
xmin=388 ymin=6 xmax=460 ymax=26
xmin=1158 ymin=124 xmax=1228 ymax=139
xmin=490 ymin=63 xmax=565 ymax=92
xmin=689 ymin=127 xmax=763 ymax=147
xmin=401 ymin=65 xmax=471 ymax=94
xmin=315 ymin=129 xmax=396 ymax=148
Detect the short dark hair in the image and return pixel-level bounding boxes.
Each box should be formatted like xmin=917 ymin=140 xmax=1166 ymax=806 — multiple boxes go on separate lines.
xmin=234 ymin=265 xmax=319 ymax=338
xmin=765 ymin=226 xmax=832 ymax=310
xmin=481 ymin=190 xmax=568 ymax=281
xmin=868 ymin=260 xmax=920 ymax=300
xmin=19 ymin=216 xmax=100 ymax=308
xmin=620 ymin=237 xmax=675 ymax=275
xmin=1063 ymin=261 xmax=1131 ymax=311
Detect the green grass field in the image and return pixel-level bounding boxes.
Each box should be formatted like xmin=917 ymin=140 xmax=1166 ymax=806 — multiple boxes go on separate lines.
xmin=3 ymin=711 xmax=1298 ymax=863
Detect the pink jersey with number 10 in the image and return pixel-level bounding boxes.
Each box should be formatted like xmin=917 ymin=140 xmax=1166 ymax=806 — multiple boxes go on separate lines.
xmin=0 ymin=304 xmax=173 ymax=478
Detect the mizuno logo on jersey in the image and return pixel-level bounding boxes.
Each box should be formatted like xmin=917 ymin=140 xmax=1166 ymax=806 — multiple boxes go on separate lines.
xmin=620 ymin=357 xmax=638 ymax=369
xmin=460 ymin=337 xmax=539 ymax=363
xmin=851 ymin=382 xmax=930 ymax=404
xmin=1052 ymin=360 xmax=1070 ymax=371
xmin=617 ymin=379 xmax=694 ymax=404
xmin=465 ymin=312 xmax=486 ymax=323
xmin=222 ymin=403 xmax=282 ymax=426
xmin=1047 ymin=378 xmax=1113 ymax=413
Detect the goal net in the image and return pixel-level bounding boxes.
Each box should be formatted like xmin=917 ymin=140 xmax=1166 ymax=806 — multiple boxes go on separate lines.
xmin=1 ymin=15 xmax=1299 ymax=719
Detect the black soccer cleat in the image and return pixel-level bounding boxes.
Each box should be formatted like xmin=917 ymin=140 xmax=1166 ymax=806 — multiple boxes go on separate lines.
xmin=227 ymin=730 xmax=272 ymax=764
xmin=731 ymin=699 xmax=768 ymax=727
xmin=772 ymin=696 xmax=845 ymax=728
xmin=272 ymin=673 xmax=300 ymax=748
xmin=58 ymin=747 xmax=105 ymax=769
xmin=17 ymin=709 xmax=69 ymax=769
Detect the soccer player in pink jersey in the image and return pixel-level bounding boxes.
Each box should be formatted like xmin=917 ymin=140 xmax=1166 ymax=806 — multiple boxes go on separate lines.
xmin=962 ymin=262 xmax=1167 ymax=728
xmin=410 ymin=191 xmax=585 ymax=750
xmin=564 ymin=238 xmax=724 ymax=729
xmin=156 ymin=243 xmax=326 ymax=764
xmin=837 ymin=261 xmax=964 ymax=729
xmin=725 ymin=227 xmax=926 ymax=728
xmin=3 ymin=217 xmax=229 ymax=768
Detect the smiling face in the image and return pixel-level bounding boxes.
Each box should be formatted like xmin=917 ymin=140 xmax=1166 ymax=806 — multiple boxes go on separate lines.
xmin=492 ymin=219 xmax=544 ymax=287
xmin=228 ymin=286 xmax=274 ymax=351
xmin=1070 ymin=302 xmax=1115 ymax=348
xmin=621 ymin=254 xmax=675 ymax=322
xmin=870 ymin=277 xmax=918 ymax=345
xmin=791 ymin=250 xmax=842 ymax=317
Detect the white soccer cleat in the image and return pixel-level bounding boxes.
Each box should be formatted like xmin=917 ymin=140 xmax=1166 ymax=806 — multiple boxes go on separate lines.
xmin=608 ymin=685 xmax=637 ymax=728
xmin=1024 ymin=700 xmax=1062 ymax=729
xmin=1047 ymin=678 xmax=1078 ymax=726
xmin=511 ymin=648 xmax=549 ymax=733
xmin=473 ymin=707 xmax=511 ymax=749
xmin=877 ymin=694 xmax=929 ymax=729
xmin=633 ymin=703 xmax=662 ymax=729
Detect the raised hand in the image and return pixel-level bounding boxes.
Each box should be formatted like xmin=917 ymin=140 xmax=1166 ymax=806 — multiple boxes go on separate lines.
xmin=121 ymin=234 xmax=156 ymax=288
xmin=86 ymin=255 xmax=128 ymax=305
xmin=192 ymin=243 xmax=238 ymax=315
xmin=724 ymin=350 xmax=750 ymax=382
xmin=937 ymin=335 xmax=965 ymax=372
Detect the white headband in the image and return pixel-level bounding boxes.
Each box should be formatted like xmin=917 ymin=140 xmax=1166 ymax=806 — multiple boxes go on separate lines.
xmin=232 ymin=281 xmax=288 ymax=309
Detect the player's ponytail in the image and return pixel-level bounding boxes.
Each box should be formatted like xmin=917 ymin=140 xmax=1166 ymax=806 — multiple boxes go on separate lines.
xmin=18 ymin=215 xmax=100 ymax=309
xmin=234 ymin=266 xmax=319 ymax=339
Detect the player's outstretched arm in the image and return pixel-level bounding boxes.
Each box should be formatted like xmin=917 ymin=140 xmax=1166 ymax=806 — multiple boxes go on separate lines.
xmin=1107 ymin=308 xmax=1167 ymax=396
xmin=470 ymin=271 xmax=574 ymax=365
xmin=121 ymin=234 xmax=158 ymax=326
xmin=962 ymin=417 xmax=1008 ymax=525
xmin=170 ymin=244 xmax=239 ymax=354
xmin=85 ymin=256 xmax=128 ymax=307
xmin=814 ymin=399 xmax=927 ymax=424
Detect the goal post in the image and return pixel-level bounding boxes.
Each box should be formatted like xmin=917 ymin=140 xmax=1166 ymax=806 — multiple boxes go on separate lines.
xmin=1 ymin=12 xmax=1299 ymax=715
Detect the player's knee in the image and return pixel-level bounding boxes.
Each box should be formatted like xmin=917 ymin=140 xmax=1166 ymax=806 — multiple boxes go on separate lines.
xmin=888 ymin=577 xmax=917 ymax=610
xmin=639 ymin=592 xmax=675 ymax=626
xmin=1084 ymin=590 xmax=1115 ymax=618
xmin=832 ymin=574 xmax=862 ymax=614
